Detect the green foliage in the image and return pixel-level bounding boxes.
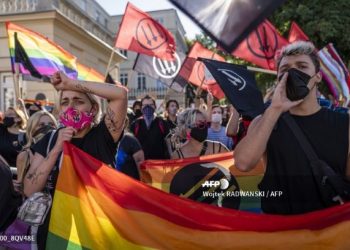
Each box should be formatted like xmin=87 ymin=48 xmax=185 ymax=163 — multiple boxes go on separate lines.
xmin=187 ymin=1 xmax=350 ymax=98
xmin=271 ymin=0 xmax=350 ymax=65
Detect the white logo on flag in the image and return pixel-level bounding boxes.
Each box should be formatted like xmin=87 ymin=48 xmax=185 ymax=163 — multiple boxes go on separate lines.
xmin=153 ymin=52 xmax=181 ymax=79
xmin=217 ymin=69 xmax=246 ymax=91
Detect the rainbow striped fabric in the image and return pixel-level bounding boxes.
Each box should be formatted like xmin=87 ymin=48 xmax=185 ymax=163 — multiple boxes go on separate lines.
xmin=140 ymin=152 xmax=264 ymax=212
xmin=318 ymin=44 xmax=350 ymax=105
xmin=47 ymin=143 xmax=350 ymax=249
xmin=6 ymin=22 xmax=78 ymax=79
xmin=77 ymin=62 xmax=105 ymax=83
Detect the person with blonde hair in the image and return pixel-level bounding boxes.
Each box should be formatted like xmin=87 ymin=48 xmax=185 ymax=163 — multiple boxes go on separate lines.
xmin=23 ymin=71 xmax=127 ymax=249
xmin=171 ymin=108 xmax=228 ymax=159
xmin=15 ymin=111 xmax=57 ymax=193
xmin=0 ymin=107 xmax=27 ymax=167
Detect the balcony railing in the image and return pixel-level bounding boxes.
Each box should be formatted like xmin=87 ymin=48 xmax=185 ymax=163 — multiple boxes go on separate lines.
xmin=128 ymin=87 xmax=168 ymax=100
xmin=0 ymin=0 xmax=43 ymax=13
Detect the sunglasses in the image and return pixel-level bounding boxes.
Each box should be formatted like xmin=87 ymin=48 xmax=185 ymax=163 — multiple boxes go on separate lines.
xmin=190 ymin=121 xmax=207 ymax=129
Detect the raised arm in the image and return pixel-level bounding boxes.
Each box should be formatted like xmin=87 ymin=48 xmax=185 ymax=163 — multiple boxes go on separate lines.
xmin=234 ymin=73 xmax=302 ymax=172
xmin=52 ymin=71 xmax=128 ymax=142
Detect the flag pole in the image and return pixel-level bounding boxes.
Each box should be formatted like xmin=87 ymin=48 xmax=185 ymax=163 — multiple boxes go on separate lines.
xmin=13 ymin=63 xmax=20 ymax=101
xmin=104 ymin=48 xmax=115 ymax=78
xmin=247 ymin=66 xmax=277 ymax=75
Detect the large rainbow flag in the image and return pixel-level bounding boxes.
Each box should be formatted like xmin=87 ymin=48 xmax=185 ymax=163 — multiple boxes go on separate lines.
xmin=47 ymin=143 xmax=350 ymax=249
xmin=77 ymin=62 xmax=105 ymax=83
xmin=140 ymin=152 xmax=264 ymax=212
xmin=6 ymin=22 xmax=78 ymax=79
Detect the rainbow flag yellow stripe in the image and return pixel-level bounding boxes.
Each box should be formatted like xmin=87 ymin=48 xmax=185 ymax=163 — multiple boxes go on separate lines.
xmin=47 ymin=143 xmax=350 ymax=249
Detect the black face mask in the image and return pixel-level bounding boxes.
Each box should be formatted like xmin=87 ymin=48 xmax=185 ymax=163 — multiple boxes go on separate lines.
xmin=3 ymin=117 xmax=15 ymax=127
xmin=282 ymin=68 xmax=312 ymax=101
xmin=134 ymin=109 xmax=142 ymax=118
xmin=33 ymin=125 xmax=55 ymax=138
xmin=190 ymin=127 xmax=208 ymax=142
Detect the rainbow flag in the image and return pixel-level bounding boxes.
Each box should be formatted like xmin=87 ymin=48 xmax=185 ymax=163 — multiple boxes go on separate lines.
xmin=77 ymin=62 xmax=105 ymax=83
xmin=6 ymin=22 xmax=77 ymax=79
xmin=140 ymin=152 xmax=264 ymax=212
xmin=47 ymin=143 xmax=350 ymax=249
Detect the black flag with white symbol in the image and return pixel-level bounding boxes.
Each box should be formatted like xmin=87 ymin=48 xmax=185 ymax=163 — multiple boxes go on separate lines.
xmin=200 ymin=58 xmax=264 ymax=119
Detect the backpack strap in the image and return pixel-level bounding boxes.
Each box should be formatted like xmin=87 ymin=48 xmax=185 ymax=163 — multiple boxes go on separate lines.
xmin=158 ymin=118 xmax=165 ymax=135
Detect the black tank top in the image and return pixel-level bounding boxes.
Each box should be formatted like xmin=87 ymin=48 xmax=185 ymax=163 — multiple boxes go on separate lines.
xmin=259 ymin=108 xmax=349 ymax=214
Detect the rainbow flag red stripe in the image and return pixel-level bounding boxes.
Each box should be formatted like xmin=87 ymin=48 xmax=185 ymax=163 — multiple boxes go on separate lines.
xmin=6 ymin=22 xmax=77 ymax=79
xmin=47 ymin=143 xmax=350 ymax=249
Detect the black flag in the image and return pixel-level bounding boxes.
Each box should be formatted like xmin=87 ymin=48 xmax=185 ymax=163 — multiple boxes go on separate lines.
xmin=200 ymin=58 xmax=264 ymax=119
xmin=169 ymin=0 xmax=286 ymax=52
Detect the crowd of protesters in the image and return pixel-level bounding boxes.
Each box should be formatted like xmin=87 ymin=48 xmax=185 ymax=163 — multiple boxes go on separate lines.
xmin=1 ymin=41 xmax=350 ymax=249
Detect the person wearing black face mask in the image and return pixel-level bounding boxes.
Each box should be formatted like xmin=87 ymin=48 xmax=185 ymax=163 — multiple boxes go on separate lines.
xmin=130 ymin=95 xmax=170 ymax=160
xmin=15 ymin=111 xmax=58 ymax=194
xmin=171 ymin=108 xmax=228 ymax=159
xmin=0 ymin=107 xmax=27 ymax=167
xmin=234 ymin=41 xmax=350 ymax=215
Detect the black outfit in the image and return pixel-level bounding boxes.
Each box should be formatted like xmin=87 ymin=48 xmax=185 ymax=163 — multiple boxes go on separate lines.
xmin=0 ymin=124 xmax=24 ymax=167
xmin=130 ymin=117 xmax=170 ymax=160
xmin=32 ymin=119 xmax=122 ymax=249
xmin=116 ymin=133 xmax=142 ymax=180
xmin=0 ymin=162 xmax=22 ymax=232
xmin=259 ymin=108 xmax=349 ymax=215
xmin=165 ymin=117 xmax=177 ymax=131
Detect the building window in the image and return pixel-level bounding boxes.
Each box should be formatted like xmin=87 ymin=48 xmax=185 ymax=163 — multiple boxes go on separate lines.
xmin=137 ymin=73 xmax=146 ymax=90
xmin=155 ymin=17 xmax=164 ymax=24
xmin=120 ymin=49 xmax=127 ymax=57
xmin=120 ymin=73 xmax=128 ymax=86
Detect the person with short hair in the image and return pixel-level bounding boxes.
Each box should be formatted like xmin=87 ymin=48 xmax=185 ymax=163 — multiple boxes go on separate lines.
xmin=130 ymin=95 xmax=170 ymax=160
xmin=234 ymin=41 xmax=350 ymax=215
xmin=23 ymin=71 xmax=127 ymax=248
xmin=164 ymin=99 xmax=179 ymax=130
xmin=207 ymin=104 xmax=234 ymax=150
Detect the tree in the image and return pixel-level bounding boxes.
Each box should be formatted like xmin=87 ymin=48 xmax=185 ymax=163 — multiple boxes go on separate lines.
xmin=271 ymin=0 xmax=350 ymax=65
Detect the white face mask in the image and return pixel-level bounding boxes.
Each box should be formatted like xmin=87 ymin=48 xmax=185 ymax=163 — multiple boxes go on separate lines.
xmin=211 ymin=113 xmax=222 ymax=123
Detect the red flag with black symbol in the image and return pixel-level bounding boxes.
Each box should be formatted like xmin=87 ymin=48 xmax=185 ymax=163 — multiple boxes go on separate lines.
xmin=115 ymin=3 xmax=176 ymax=60
xmin=288 ymin=21 xmax=309 ymax=43
xmin=174 ymin=42 xmax=225 ymax=99
xmin=232 ymin=20 xmax=288 ymax=70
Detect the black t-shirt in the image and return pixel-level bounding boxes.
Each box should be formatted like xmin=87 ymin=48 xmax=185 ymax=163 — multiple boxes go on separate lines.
xmin=33 ymin=118 xmax=120 ymax=168
xmin=130 ymin=117 xmax=170 ymax=160
xmin=259 ymin=108 xmax=349 ymax=215
xmin=0 ymin=124 xmax=24 ymax=167
xmin=115 ymin=133 xmax=142 ymax=180
xmin=164 ymin=117 xmax=177 ymax=131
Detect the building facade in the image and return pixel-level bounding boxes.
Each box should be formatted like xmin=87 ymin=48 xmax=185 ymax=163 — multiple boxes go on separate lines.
xmin=0 ymin=0 xmax=188 ymax=111
xmin=0 ymin=0 xmax=125 ymax=111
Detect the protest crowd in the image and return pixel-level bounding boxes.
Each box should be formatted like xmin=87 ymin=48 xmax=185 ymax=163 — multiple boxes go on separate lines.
xmin=1 ymin=1 xmax=350 ymax=250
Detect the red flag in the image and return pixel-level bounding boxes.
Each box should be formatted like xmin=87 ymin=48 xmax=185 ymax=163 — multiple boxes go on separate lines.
xmin=185 ymin=42 xmax=225 ymax=99
xmin=232 ymin=20 xmax=288 ymax=70
xmin=288 ymin=21 xmax=309 ymax=43
xmin=115 ymin=3 xmax=175 ymax=60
